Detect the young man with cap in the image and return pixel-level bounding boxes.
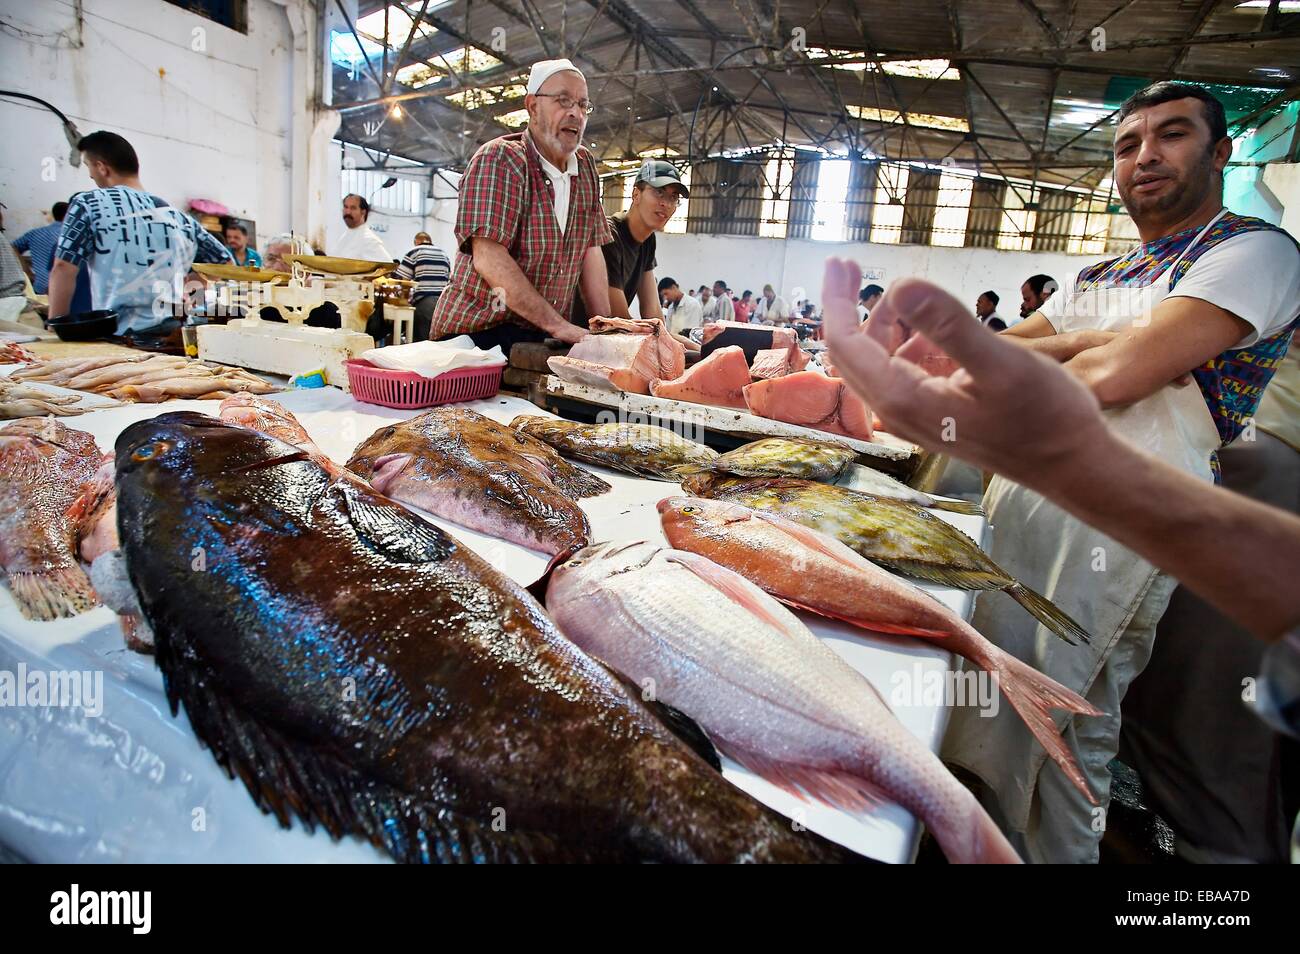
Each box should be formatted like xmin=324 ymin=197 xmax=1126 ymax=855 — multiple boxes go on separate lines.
xmin=430 ymin=58 xmax=612 ymax=354
xmin=571 ymin=159 xmax=690 ymax=333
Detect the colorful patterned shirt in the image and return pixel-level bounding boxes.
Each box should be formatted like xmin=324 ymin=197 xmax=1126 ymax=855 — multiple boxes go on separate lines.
xmin=431 ymin=132 xmax=612 ymax=337
xmin=1067 ymin=212 xmax=1299 ymax=476
xmin=55 ymin=186 xmax=231 ymax=333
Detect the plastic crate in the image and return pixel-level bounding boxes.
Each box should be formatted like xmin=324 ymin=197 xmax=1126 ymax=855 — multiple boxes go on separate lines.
xmin=345 ymin=359 xmax=504 ymax=409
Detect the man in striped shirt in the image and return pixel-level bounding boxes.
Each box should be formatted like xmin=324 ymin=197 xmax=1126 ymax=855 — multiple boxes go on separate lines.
xmin=12 ymin=201 xmax=69 ymax=294
xmin=395 ymin=232 xmax=451 ymax=343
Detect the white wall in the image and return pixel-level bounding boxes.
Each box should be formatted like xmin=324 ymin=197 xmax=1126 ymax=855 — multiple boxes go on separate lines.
xmin=1262 ymin=163 xmax=1300 ymax=236
xmin=650 ymin=233 xmax=1112 ymax=317
xmin=0 ymin=0 xmax=300 ymax=246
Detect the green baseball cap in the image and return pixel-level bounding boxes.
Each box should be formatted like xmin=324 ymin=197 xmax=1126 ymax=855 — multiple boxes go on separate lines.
xmin=636 ymin=160 xmax=689 ymax=197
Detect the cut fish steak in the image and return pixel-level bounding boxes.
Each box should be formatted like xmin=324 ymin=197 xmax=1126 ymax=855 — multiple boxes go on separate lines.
xmin=650 ymin=346 xmax=751 ymax=409
xmin=744 ymin=370 xmax=874 ymax=441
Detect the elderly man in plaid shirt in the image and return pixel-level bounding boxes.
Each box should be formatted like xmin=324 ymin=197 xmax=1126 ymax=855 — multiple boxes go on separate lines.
xmin=431 ymin=58 xmax=613 ymax=354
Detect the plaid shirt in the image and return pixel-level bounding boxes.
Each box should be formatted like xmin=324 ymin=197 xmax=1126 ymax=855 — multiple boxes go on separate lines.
xmin=431 ymin=132 xmax=611 ymax=337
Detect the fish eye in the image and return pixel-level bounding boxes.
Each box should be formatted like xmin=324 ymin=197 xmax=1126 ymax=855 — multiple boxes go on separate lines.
xmin=567 ymin=559 xmax=583 ymax=567
xmin=681 ymin=506 xmax=698 ymax=514
xmin=131 ymin=440 xmax=171 ymax=461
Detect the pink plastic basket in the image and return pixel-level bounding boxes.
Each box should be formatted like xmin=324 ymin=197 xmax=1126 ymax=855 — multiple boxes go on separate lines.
xmin=345 ymin=359 xmax=504 ymax=409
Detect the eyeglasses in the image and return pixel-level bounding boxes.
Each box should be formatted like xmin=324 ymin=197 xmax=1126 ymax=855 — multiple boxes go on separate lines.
xmin=534 ymin=93 xmax=595 ymax=115
xmin=647 ymin=185 xmax=682 ymax=207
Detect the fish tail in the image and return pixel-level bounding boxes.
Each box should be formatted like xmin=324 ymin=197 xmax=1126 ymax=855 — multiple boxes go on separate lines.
xmin=7 ymin=565 xmax=99 ymax=621
xmin=929 ymin=498 xmax=985 ymax=516
xmin=935 ymin=794 xmax=1023 ymax=864
xmin=979 ymin=650 xmax=1101 ymax=804
xmin=1004 ymin=583 xmax=1091 ymax=645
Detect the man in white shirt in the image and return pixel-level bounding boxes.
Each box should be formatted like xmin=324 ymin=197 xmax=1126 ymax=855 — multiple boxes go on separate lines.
xmin=659 ymin=276 xmax=703 ymax=334
xmin=974 ymin=290 xmax=1007 ymax=331
xmin=702 ymin=278 xmax=734 ymax=322
xmin=333 ymin=194 xmax=393 ymax=262
xmin=751 ymin=283 xmax=792 ymax=324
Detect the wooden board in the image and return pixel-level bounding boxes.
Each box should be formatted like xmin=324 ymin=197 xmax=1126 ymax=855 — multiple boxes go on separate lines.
xmin=539 ymin=374 xmax=924 ymax=479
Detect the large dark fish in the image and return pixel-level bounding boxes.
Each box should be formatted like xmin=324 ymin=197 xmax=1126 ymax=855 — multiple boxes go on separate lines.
xmin=347 ymin=406 xmax=610 ymax=558
xmin=682 ymin=473 xmax=1090 ymax=646
xmin=510 ymin=414 xmax=718 ymax=480
xmin=115 ymin=412 xmax=857 ymax=863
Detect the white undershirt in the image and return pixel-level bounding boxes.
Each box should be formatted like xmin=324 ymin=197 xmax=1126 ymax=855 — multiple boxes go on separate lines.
xmin=332 ymin=223 xmax=392 ymax=262
xmin=1041 ymin=229 xmax=1300 ymax=347
xmin=533 ymin=140 xmax=579 ymax=235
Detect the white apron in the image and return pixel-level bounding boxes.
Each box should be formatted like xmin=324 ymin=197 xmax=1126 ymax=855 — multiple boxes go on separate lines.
xmin=942 ymin=212 xmax=1225 ymax=856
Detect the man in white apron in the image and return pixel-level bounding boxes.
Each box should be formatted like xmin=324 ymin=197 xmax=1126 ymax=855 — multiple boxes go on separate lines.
xmin=942 ymin=82 xmax=1300 ymax=862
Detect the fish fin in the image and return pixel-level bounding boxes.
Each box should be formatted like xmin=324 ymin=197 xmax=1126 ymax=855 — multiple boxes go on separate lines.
xmin=6 ymin=566 xmax=99 ymax=621
xmin=663 ymin=550 xmax=806 ymax=641
xmin=1004 ymin=583 xmax=1092 ymax=646
xmin=929 ymin=498 xmax=985 ymax=516
xmin=552 ymin=464 xmax=612 ymax=499
xmin=334 ymin=480 xmax=457 ymax=565
xmin=882 ymin=559 xmax=1006 ymax=591
xmin=153 ymin=632 xmax=582 ymax=863
xmin=603 ymin=666 xmax=721 ymax=771
xmin=979 ymin=650 xmax=1101 ymax=804
xmin=650 ymin=700 xmax=722 ymax=772
xmin=721 ymin=742 xmax=887 ymax=814
xmin=941 ymin=799 xmax=1024 ymax=864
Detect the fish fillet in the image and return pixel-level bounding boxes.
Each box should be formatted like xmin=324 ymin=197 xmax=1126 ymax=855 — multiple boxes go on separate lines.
xmin=650 ymin=346 xmax=751 ymax=408
xmin=744 ymin=370 xmax=874 ymax=441
xmin=749 ymin=349 xmax=790 ymax=380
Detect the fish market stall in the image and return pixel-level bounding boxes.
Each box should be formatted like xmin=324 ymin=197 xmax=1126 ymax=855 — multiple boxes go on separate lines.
xmin=0 ymin=372 xmax=994 ymax=863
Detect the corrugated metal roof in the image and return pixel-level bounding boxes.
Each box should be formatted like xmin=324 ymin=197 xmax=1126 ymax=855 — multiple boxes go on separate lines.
xmin=334 ymin=0 xmax=1300 ymax=187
